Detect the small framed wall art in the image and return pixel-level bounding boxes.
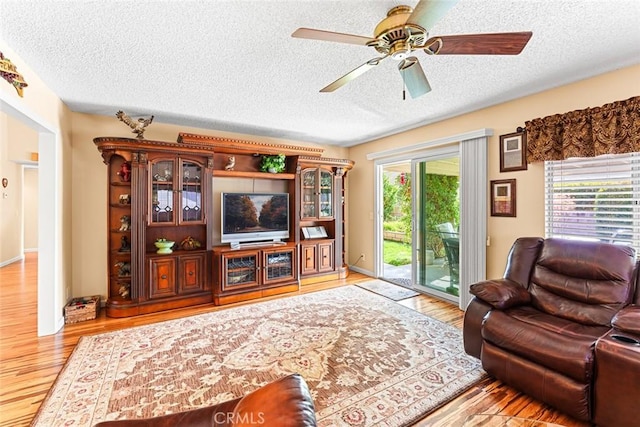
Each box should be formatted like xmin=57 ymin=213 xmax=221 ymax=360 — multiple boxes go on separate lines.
xmin=499 ymin=130 xmax=527 ymax=172
xmin=302 ymin=225 xmax=328 ymax=239
xmin=490 ymin=179 xmax=516 ymax=217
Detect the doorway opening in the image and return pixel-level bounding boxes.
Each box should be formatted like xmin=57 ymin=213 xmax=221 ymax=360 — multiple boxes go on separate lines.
xmin=1 ymin=92 xmax=61 ymax=336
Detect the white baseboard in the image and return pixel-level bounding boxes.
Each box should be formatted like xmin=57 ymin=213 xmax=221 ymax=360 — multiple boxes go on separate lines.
xmin=0 ymin=254 xmax=25 ymax=268
xmin=55 ymin=316 xmax=65 ymax=334
xmin=349 ymin=265 xmax=375 ymax=277
xmin=24 ymin=248 xmax=39 ymax=253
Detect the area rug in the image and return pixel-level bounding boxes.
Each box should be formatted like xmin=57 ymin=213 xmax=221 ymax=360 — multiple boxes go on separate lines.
xmin=33 ymin=286 xmax=485 ymax=427
xmin=356 ymin=278 xmax=419 ymax=300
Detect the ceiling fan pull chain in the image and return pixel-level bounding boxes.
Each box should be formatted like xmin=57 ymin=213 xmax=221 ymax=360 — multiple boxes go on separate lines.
xmin=402 ymin=69 xmax=406 ymax=100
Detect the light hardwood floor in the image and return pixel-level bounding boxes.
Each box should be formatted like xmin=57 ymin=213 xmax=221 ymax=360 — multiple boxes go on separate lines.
xmin=0 ymin=253 xmax=586 ymax=427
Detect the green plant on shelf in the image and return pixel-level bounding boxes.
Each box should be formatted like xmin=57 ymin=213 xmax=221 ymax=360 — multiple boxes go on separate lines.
xmin=260 ymin=154 xmax=286 ymax=173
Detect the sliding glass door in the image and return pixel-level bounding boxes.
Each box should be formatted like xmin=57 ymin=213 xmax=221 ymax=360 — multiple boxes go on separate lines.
xmin=378 ymin=153 xmax=460 ymax=303
xmin=380 ymin=162 xmax=412 ymax=287
xmin=412 ymin=155 xmax=460 ymax=302
xmin=373 ymin=130 xmax=488 ymax=309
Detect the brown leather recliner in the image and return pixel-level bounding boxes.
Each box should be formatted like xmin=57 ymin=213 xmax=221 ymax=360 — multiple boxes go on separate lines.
xmin=463 ymin=237 xmax=637 ymax=423
xmin=593 ymin=277 xmax=640 ymax=427
xmin=93 ymin=373 xmax=317 ymax=427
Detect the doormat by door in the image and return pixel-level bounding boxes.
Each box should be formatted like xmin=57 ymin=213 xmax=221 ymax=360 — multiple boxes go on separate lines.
xmin=356 ymin=278 xmax=419 ymax=300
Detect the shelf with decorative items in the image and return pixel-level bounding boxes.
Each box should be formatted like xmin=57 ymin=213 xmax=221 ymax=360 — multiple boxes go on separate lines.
xmin=211 ymin=152 xmax=296 ymax=180
xmin=95 ymin=136 xmax=215 ymax=317
xmin=105 ymin=154 xmax=133 ymax=307
xmin=298 ymin=156 xmax=354 ymax=283
xmin=177 ymin=131 xmax=322 ymax=179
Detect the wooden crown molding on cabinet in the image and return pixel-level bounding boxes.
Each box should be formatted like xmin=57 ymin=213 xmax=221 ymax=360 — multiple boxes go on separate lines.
xmin=177 ymin=132 xmax=325 ymax=157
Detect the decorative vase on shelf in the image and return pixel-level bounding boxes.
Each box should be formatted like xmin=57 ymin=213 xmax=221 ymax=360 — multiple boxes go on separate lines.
xmin=154 ymin=240 xmax=175 ymax=254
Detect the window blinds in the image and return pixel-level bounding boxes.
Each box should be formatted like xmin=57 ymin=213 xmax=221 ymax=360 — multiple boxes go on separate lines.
xmin=545 ymin=153 xmax=639 ymax=248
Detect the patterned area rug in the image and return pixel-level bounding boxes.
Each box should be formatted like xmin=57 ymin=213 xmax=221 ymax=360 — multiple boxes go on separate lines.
xmin=33 ymin=286 xmax=485 ymax=427
xmin=356 ymin=278 xmax=419 ymax=300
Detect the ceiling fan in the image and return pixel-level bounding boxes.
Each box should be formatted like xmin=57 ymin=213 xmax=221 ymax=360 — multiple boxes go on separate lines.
xmin=292 ymin=0 xmax=532 ymax=98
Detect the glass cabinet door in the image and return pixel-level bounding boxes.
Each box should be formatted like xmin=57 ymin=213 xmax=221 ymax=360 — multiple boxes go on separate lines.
xmin=301 ymin=168 xmax=334 ymax=219
xmin=264 ymin=249 xmax=294 ymax=283
xmin=223 ymin=253 xmax=258 ymax=290
xmin=181 ymin=160 xmax=202 ymax=223
xmin=302 ymin=169 xmax=316 ymax=218
xmin=151 ymin=160 xmax=175 ymax=223
xmin=319 ymin=170 xmax=333 ymax=218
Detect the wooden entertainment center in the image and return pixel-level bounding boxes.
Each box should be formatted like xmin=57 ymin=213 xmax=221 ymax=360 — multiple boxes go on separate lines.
xmin=95 ymin=133 xmax=353 ymax=317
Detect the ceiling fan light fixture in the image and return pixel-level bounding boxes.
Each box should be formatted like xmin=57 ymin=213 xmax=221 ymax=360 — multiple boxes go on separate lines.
xmin=398 ymin=57 xmax=417 ymax=71
xmin=399 ymin=57 xmax=431 ymax=98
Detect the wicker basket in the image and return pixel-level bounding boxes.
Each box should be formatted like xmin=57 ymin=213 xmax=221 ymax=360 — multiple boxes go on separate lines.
xmin=64 ymin=295 xmax=100 ymax=324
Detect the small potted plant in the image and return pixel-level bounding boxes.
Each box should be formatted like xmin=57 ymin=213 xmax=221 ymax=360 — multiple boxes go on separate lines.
xmin=260 ymin=154 xmax=286 ymax=173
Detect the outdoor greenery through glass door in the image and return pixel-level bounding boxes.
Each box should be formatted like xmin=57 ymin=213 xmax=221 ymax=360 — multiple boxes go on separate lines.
xmin=381 ymin=157 xmax=460 ymax=300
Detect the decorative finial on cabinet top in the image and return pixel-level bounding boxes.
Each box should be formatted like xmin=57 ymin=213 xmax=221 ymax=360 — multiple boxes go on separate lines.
xmin=115 ymin=110 xmax=154 ymax=139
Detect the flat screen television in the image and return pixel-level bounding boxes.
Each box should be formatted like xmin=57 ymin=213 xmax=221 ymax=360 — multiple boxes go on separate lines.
xmin=221 ymin=192 xmax=289 ymax=246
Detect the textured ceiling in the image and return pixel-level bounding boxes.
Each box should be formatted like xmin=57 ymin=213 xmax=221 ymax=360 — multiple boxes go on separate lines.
xmin=1 ymin=0 xmax=639 ymax=147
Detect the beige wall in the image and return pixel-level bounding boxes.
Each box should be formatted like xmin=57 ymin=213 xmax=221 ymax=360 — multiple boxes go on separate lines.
xmin=0 ymin=112 xmax=19 ymax=263
xmin=348 ymin=64 xmax=640 ymax=279
xmin=24 ymin=167 xmax=38 ymax=250
xmin=0 ymin=113 xmax=38 ymax=264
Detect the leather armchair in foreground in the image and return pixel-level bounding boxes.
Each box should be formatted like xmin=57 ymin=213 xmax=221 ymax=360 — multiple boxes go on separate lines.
xmin=93 ymin=373 xmax=317 ymax=427
xmin=463 ymin=237 xmax=639 ymax=425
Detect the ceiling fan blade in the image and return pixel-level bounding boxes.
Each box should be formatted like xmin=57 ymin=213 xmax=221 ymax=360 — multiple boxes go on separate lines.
xmin=320 ymin=56 xmax=387 ymax=92
xmin=291 ymin=28 xmax=373 ymax=46
xmin=406 ymin=0 xmax=460 ymax=30
xmin=424 ymin=32 xmax=533 ymax=55
xmin=398 ymin=57 xmax=431 ymax=99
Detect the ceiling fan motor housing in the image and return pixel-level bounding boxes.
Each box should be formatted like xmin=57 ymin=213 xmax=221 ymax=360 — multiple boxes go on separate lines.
xmin=373 ymin=5 xmax=427 ymax=59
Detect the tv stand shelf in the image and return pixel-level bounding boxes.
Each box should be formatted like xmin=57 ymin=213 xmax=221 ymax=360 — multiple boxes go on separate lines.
xmin=213 ymin=242 xmax=298 ymax=305
xmin=230 ymin=241 xmax=288 ymax=250
xmin=213 ymin=170 xmax=296 ymax=180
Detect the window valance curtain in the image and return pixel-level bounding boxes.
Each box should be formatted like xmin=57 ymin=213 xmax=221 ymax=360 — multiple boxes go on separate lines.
xmin=526 ymin=96 xmax=640 ymax=163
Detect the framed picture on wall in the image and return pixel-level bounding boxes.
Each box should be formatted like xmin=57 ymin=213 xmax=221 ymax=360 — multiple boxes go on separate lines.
xmin=491 ymin=179 xmax=516 ymax=217
xmin=499 ymin=131 xmax=527 ymax=172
